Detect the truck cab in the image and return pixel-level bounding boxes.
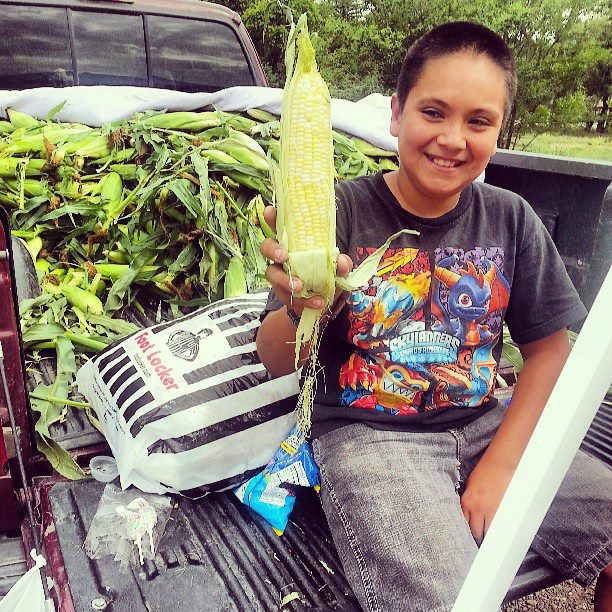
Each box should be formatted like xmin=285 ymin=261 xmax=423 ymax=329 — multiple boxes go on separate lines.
xmin=0 ymin=0 xmax=267 ymax=92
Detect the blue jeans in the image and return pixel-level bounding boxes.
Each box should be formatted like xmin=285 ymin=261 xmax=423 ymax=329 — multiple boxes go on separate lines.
xmin=312 ymin=402 xmax=612 ymax=612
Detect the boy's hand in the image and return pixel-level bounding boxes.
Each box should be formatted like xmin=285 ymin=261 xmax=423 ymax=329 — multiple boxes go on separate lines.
xmin=460 ymin=330 xmax=571 ymax=546
xmin=260 ymin=205 xmax=353 ymax=317
xmin=460 ymin=458 xmax=515 ymax=545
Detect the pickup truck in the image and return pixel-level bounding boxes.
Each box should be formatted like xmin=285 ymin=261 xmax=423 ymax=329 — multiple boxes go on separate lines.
xmin=1 ymin=1 xmax=611 ymax=609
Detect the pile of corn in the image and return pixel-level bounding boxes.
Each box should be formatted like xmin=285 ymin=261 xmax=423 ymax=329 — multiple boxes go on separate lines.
xmin=2 ymin=106 xmax=397 ymax=308
xmin=0 ymin=103 xmax=397 ymax=476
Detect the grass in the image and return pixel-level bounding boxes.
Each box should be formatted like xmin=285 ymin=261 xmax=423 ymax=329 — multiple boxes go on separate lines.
xmin=515 ymin=131 xmax=612 ymax=162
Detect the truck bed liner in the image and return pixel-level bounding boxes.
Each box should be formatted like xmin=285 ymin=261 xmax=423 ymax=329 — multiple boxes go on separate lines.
xmin=29 ymin=322 xmax=612 ymax=610
xmin=44 ymin=476 xmax=567 ymax=611
xmin=47 ymin=479 xmax=359 ymax=611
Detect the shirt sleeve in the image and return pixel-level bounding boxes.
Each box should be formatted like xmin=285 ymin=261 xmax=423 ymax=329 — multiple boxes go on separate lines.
xmin=335 ymin=181 xmax=351 ymax=256
xmin=505 ymin=205 xmax=587 ymax=345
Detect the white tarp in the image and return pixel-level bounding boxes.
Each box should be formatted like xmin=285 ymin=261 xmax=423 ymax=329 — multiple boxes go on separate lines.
xmin=0 ymin=85 xmax=398 ymax=152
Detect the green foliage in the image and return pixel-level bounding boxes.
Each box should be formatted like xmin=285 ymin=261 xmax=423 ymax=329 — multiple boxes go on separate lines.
xmin=232 ymin=0 xmax=611 ymax=146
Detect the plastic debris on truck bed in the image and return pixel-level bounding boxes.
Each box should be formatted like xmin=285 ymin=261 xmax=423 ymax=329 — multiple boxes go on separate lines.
xmin=47 ymin=479 xmax=360 ymax=611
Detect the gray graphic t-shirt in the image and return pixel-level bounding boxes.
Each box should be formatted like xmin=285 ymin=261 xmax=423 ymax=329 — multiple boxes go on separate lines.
xmin=265 ymin=172 xmax=586 ymax=438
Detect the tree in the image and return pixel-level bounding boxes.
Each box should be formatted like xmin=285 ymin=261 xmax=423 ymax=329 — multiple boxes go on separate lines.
xmin=222 ymin=0 xmax=610 ymax=146
xmin=582 ymin=18 xmax=611 ymax=133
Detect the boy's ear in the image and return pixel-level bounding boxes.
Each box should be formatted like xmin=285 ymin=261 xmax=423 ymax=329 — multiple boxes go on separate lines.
xmin=390 ymin=92 xmax=401 ymax=137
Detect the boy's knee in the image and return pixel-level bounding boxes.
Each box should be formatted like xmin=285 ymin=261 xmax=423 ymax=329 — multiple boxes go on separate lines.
xmin=602 ymin=562 xmax=612 ymax=581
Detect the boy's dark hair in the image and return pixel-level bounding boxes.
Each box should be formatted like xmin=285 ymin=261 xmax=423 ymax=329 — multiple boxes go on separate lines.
xmin=396 ymin=21 xmax=517 ymax=122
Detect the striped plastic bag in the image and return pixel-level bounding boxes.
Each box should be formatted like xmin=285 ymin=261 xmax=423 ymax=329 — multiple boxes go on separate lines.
xmin=76 ymin=293 xmax=299 ymax=498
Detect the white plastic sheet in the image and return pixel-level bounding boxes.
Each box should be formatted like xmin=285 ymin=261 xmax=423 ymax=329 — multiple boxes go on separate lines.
xmin=0 ymin=549 xmax=53 ymax=612
xmin=0 ymin=85 xmax=486 ymax=181
xmin=0 ymin=85 xmax=398 ymax=152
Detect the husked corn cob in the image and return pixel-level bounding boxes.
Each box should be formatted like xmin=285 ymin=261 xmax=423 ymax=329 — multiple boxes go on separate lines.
xmin=274 ymin=15 xmax=338 ymax=434
xmin=275 ymin=15 xmax=419 ymax=435
xmin=278 ymin=15 xmax=336 ymax=311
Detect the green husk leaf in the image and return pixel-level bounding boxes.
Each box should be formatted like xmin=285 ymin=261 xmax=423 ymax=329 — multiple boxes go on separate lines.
xmin=35 ymin=432 xmax=87 ymax=479
xmin=104 ymin=252 xmax=156 ymax=313
xmin=21 ymin=322 xmax=66 ymax=347
xmin=46 ymin=100 xmax=67 ymax=122
xmin=280 ymin=592 xmax=301 ymax=608
xmin=336 ymin=228 xmax=420 ymax=292
xmin=85 ymin=312 xmax=140 ymax=336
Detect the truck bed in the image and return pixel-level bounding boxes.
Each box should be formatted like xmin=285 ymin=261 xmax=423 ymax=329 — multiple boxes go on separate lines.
xmin=39 ymin=477 xmax=567 ymax=611
xmin=16 ymin=289 xmax=612 ymax=610
xmin=33 ymin=395 xmax=612 ymax=611
xmin=4 ymin=147 xmax=611 ymax=608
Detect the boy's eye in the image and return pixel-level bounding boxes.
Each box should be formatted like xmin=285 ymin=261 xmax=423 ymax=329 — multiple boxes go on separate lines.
xmin=469 ymin=117 xmax=491 ymax=127
xmin=422 ymin=109 xmax=443 ymax=119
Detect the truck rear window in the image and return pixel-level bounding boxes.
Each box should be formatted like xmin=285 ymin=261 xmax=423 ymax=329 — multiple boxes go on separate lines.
xmin=0 ymin=6 xmax=256 ymax=92
xmin=72 ymin=11 xmax=148 ymax=87
xmin=0 ymin=6 xmax=74 ymax=89
xmin=146 ymin=16 xmax=256 ymax=93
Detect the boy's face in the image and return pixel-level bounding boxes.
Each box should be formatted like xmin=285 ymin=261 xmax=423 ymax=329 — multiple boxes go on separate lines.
xmin=390 ymin=51 xmax=506 ymax=215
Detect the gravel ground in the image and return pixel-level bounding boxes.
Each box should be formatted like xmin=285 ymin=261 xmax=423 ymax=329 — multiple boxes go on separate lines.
xmin=503 ymin=580 xmax=596 ymax=611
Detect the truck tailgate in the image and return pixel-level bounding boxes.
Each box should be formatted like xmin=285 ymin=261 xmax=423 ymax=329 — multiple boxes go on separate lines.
xmin=42 ymin=479 xmax=359 ymax=611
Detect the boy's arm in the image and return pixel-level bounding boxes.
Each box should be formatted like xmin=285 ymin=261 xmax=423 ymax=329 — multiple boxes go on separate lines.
xmin=460 ymin=327 xmax=570 ymax=544
xmin=257 ymin=307 xmax=312 ymax=377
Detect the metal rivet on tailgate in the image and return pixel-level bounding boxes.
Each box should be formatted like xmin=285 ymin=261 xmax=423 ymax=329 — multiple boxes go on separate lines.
xmin=91 ymin=597 xmax=108 ymax=610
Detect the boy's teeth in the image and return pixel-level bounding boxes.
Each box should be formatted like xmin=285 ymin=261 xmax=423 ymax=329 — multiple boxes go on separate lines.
xmin=431 ymin=156 xmax=457 ymax=167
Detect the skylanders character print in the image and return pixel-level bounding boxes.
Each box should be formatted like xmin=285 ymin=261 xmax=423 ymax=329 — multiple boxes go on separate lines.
xmin=340 ymin=247 xmax=431 ymax=414
xmin=339 ymin=246 xmax=511 ymax=415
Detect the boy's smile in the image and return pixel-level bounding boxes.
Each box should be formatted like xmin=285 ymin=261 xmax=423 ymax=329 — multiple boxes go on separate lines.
xmin=387 ymin=51 xmax=506 ymax=218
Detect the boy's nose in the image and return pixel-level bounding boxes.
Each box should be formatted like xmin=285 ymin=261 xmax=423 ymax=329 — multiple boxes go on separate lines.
xmin=436 ymin=127 xmax=466 ymax=151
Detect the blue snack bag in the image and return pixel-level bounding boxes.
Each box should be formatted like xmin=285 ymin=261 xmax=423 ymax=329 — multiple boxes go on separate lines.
xmin=234 ymin=424 xmax=319 ymax=535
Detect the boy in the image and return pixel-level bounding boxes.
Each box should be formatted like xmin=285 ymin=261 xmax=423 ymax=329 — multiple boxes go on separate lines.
xmin=257 ymin=21 xmax=612 ymax=611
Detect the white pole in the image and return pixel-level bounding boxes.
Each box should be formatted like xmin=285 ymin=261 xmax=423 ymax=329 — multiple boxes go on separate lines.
xmin=452 ymin=265 xmax=612 ymax=612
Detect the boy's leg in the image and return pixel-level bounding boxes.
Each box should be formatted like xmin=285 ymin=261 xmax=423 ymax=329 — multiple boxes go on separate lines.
xmin=312 ymin=423 xmax=479 ymax=612
xmin=531 ymin=450 xmax=612 ymax=591
xmin=461 ymin=402 xmax=612 ymax=600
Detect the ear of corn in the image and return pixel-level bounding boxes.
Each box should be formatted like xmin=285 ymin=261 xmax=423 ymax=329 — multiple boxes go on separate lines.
xmin=350 ymin=136 xmax=397 ymax=158
xmin=202 ymin=149 xmax=240 ymax=165
xmin=25 ymin=236 xmax=43 ymax=262
xmin=274 ymin=16 xmax=338 ymax=434
xmin=6 ymin=178 xmax=48 ymax=197
xmin=277 ymin=14 xmax=337 ymax=351
xmin=0 ymin=157 xmax=45 ymax=177
xmin=1 ymin=125 xmax=92 ymax=155
xmin=42 ymin=276 xmax=104 ymax=315
xmin=223 ymin=256 xmax=247 ymax=298
xmin=276 ymin=15 xmax=419 ymax=435
xmin=93 ymin=263 xmax=160 ymax=282
xmin=99 ymin=171 xmax=123 ymax=221
xmin=202 ymin=137 xmax=270 ymax=173
xmin=140 ymin=111 xmax=222 ymax=131
xmin=7 ymin=108 xmax=40 ymax=130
